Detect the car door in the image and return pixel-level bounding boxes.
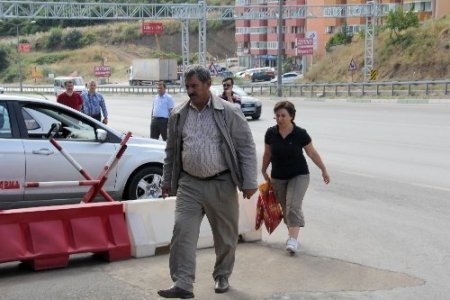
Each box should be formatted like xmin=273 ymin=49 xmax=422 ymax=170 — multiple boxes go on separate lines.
xmin=0 ymin=101 xmax=26 ymax=209
xmin=19 ymin=102 xmax=117 ymax=203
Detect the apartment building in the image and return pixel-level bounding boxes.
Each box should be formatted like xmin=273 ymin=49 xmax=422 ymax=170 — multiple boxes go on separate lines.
xmin=235 ymin=0 xmax=447 ymax=69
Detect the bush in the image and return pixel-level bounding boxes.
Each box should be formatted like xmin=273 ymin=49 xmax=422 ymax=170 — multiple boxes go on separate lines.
xmin=81 ymin=32 xmax=96 ymax=46
xmin=0 ymin=46 xmax=11 ymax=72
xmin=63 ymin=29 xmax=83 ymax=49
xmin=46 ymin=28 xmax=63 ymax=49
xmin=33 ymin=54 xmax=69 ymax=65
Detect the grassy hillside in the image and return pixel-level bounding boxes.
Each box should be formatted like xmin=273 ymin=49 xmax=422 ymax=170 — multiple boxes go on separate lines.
xmin=306 ymin=17 xmax=450 ymax=83
xmin=0 ymin=20 xmax=236 ymax=84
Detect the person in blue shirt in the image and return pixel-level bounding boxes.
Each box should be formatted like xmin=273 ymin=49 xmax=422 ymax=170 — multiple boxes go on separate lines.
xmin=151 ymin=81 xmax=174 ymax=141
xmin=81 ymin=80 xmax=108 ymax=124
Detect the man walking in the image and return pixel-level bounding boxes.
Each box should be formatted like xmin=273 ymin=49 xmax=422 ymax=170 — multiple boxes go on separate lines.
xmin=157 ymin=66 xmax=258 ymax=299
xmin=150 ymin=81 xmax=174 ymax=141
xmin=57 ymin=79 xmax=83 ymax=111
xmin=219 ymin=77 xmax=241 ymax=107
xmin=81 ymin=80 xmax=108 ymax=124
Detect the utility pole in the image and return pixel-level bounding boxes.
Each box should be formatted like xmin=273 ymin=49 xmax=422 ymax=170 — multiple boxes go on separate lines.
xmin=16 ymin=24 xmax=23 ymax=93
xmin=276 ymin=0 xmax=283 ymax=97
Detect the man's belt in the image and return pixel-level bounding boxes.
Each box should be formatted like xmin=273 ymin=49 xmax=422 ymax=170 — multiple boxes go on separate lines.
xmin=152 ymin=116 xmax=168 ymax=120
xmin=184 ymin=170 xmax=230 ymax=180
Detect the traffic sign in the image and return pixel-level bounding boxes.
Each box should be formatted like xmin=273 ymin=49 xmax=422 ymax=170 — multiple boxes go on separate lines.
xmin=18 ymin=43 xmax=31 ymax=53
xmin=297 ymin=38 xmax=314 ymax=55
xmin=142 ymin=22 xmax=164 ymax=35
xmin=94 ymin=66 xmax=112 ymax=77
xmin=370 ymin=69 xmax=378 ymax=81
xmin=348 ymin=58 xmax=357 ymax=71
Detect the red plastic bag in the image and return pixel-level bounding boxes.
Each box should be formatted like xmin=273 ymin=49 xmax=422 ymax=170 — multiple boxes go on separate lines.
xmin=255 ymin=182 xmax=283 ymax=234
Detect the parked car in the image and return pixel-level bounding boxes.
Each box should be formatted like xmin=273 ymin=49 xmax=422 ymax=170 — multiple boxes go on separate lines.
xmin=217 ymin=70 xmax=234 ymax=78
xmin=271 ymin=72 xmax=303 ymax=84
xmin=210 ymin=85 xmax=262 ymax=120
xmin=0 ymin=95 xmax=166 ymax=209
xmin=251 ymin=70 xmax=275 ymax=82
xmin=235 ymin=71 xmax=246 ymax=78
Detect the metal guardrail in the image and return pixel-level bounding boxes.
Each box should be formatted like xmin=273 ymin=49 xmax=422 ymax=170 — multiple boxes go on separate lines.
xmin=3 ymin=80 xmax=450 ymax=98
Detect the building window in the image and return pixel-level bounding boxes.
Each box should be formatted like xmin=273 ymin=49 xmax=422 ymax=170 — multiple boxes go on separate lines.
xmin=290 ymin=26 xmax=304 ymax=34
xmin=249 ymin=27 xmax=268 ymax=34
xmin=250 ymin=41 xmax=268 ymax=49
xmin=325 ymin=26 xmax=335 ymax=34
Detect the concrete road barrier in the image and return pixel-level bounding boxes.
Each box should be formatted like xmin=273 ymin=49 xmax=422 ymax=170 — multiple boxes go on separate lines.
xmin=124 ymin=194 xmax=261 ymax=258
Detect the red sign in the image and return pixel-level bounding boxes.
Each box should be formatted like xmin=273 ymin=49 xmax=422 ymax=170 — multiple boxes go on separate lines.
xmin=18 ymin=43 xmax=31 ymax=53
xmin=142 ymin=22 xmax=164 ymax=35
xmin=297 ymin=38 xmax=314 ymax=55
xmin=94 ymin=66 xmax=112 ymax=77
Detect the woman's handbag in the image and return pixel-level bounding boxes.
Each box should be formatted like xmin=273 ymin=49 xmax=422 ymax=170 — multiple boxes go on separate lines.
xmin=255 ymin=182 xmax=283 ymax=234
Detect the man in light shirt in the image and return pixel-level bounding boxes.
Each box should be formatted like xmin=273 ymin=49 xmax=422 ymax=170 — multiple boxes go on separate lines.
xmin=150 ymin=81 xmax=174 ymax=141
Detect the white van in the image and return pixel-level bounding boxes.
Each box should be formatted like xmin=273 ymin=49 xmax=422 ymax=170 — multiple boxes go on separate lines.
xmin=54 ymin=76 xmax=86 ymax=96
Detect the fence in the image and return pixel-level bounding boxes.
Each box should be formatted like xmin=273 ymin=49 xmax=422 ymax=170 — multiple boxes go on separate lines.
xmin=3 ymin=79 xmax=450 ymax=98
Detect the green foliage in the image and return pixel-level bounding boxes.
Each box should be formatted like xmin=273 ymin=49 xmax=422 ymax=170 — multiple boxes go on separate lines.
xmin=63 ymin=29 xmax=83 ymax=49
xmin=282 ymin=57 xmax=294 ymax=73
xmin=326 ymin=31 xmax=352 ymax=52
xmin=33 ymin=53 xmax=69 ymax=65
xmin=46 ymin=28 xmax=63 ymax=49
xmin=0 ymin=46 xmax=11 ymax=72
xmin=385 ymin=8 xmax=419 ymax=42
xmin=81 ymin=32 xmax=97 ymax=46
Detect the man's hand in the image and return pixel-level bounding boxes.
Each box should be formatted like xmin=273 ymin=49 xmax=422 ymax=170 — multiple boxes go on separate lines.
xmin=242 ymin=188 xmax=257 ymax=199
xmin=102 ymin=117 xmax=108 ymax=125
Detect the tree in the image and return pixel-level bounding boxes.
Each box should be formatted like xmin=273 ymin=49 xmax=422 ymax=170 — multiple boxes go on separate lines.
xmin=385 ymin=8 xmax=419 ymax=41
xmin=0 ymin=46 xmax=10 ymax=72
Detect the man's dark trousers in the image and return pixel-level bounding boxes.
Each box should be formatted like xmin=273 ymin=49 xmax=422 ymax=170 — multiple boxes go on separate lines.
xmin=150 ymin=117 xmax=169 ymax=141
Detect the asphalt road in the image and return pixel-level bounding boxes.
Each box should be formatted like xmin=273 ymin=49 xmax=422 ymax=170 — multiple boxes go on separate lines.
xmin=1 ymin=94 xmax=449 ymax=300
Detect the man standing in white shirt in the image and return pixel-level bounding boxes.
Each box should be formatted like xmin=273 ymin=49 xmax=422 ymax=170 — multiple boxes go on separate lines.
xmin=151 ymin=81 xmax=174 ymax=141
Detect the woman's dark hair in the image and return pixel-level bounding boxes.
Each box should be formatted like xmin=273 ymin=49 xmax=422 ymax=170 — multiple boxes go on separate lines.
xmin=274 ymin=101 xmax=296 ymax=122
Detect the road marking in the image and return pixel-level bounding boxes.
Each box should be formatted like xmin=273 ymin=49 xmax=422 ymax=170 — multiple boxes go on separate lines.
xmin=341 ymin=171 xmax=450 ymax=192
xmin=411 ymin=183 xmax=450 ymax=192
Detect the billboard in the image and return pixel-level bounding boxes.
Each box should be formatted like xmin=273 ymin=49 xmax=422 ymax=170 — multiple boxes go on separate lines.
xmin=94 ymin=66 xmax=112 ymax=77
xmin=142 ymin=22 xmax=164 ymax=35
xmin=297 ymin=38 xmax=314 ymax=55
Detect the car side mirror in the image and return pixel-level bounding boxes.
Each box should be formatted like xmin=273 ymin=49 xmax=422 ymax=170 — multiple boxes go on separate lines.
xmin=96 ymin=128 xmax=107 ymax=142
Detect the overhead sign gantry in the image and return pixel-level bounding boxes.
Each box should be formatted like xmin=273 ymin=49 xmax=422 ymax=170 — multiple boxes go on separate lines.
xmin=0 ymin=0 xmax=391 ymax=81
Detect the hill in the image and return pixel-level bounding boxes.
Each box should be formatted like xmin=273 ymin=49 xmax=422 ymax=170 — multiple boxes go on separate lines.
xmin=305 ymin=17 xmax=450 ymax=83
xmin=0 ymin=21 xmax=236 ymax=84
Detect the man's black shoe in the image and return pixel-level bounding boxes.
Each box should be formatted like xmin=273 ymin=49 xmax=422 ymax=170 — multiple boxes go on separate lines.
xmin=157 ymin=286 xmax=194 ymax=299
xmin=214 ymin=276 xmax=229 ymax=293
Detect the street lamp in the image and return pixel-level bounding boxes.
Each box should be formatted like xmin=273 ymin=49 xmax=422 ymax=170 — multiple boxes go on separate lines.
xmin=16 ymin=20 xmax=36 ymax=93
xmin=276 ymin=0 xmax=283 ymax=97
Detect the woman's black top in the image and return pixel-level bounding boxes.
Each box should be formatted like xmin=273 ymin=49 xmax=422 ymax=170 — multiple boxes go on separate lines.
xmin=264 ymin=124 xmax=312 ymax=180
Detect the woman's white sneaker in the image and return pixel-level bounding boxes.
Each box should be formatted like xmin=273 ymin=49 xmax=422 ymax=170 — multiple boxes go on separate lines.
xmin=286 ymin=238 xmax=298 ymax=253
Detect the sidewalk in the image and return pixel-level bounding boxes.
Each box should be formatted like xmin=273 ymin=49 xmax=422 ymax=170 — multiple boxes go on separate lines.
xmin=100 ymin=228 xmax=422 ymax=300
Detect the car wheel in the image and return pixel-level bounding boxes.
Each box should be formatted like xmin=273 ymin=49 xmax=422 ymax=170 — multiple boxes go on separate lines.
xmin=252 ymin=114 xmax=261 ymax=120
xmin=125 ymin=165 xmax=163 ymax=200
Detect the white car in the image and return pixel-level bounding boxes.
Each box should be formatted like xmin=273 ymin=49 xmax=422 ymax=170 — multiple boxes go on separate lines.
xmin=271 ymin=72 xmax=303 ymax=84
xmin=0 ymin=95 xmax=166 ymax=209
xmin=210 ymin=85 xmax=262 ymax=120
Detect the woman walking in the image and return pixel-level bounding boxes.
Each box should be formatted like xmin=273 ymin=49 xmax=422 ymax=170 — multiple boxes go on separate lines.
xmin=261 ymin=100 xmax=330 ymax=253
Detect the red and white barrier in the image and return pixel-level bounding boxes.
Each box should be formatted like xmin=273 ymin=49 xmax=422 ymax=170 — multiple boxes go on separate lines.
xmin=0 ymin=202 xmax=131 ymax=270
